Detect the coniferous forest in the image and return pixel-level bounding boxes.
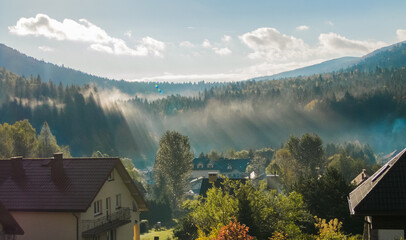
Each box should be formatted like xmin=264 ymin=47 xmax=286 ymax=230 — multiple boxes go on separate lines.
xmin=2 ymin=65 xmax=406 ymax=165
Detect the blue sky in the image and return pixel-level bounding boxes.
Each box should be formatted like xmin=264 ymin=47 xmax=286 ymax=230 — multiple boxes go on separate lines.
xmin=1 ymin=0 xmax=406 ymax=82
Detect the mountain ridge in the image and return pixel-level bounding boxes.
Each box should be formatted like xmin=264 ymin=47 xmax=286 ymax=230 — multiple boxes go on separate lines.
xmin=251 ymin=40 xmax=406 ymax=81
xmin=0 ymin=43 xmax=223 ymax=96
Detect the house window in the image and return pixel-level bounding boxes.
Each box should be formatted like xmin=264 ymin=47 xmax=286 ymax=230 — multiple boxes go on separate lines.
xmin=115 ymin=194 xmax=121 ymax=209
xmin=227 ymin=165 xmax=232 ymax=170
xmin=207 ymin=163 xmax=213 ymax=168
xmin=108 ymin=171 xmax=114 ymax=181
xmin=197 ymin=163 xmax=203 ymax=169
xmin=94 ymin=200 xmax=102 ymax=216
xmin=106 ymin=197 xmax=111 ymax=217
xmin=93 ymin=235 xmax=100 ymax=240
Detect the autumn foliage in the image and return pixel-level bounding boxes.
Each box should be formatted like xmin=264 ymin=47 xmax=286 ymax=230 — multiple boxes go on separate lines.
xmin=216 ymin=218 xmax=254 ymax=240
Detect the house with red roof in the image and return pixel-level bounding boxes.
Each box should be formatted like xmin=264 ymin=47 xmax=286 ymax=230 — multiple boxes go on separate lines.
xmin=0 ymin=153 xmax=148 ymax=240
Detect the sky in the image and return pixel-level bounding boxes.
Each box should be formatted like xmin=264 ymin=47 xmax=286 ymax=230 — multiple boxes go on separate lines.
xmin=1 ymin=0 xmax=406 ymax=83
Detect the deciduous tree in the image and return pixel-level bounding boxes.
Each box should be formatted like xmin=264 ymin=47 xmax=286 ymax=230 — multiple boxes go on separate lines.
xmin=153 ymin=130 xmax=194 ymax=210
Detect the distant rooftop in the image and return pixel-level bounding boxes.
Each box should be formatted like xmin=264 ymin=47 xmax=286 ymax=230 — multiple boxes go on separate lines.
xmin=193 ymin=157 xmax=251 ymax=172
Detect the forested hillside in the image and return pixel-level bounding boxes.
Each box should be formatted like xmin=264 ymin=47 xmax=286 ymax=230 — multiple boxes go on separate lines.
xmin=127 ymin=67 xmax=406 ymax=159
xmin=0 ymin=68 xmax=137 ymax=158
xmin=2 ymin=42 xmax=406 ymax=166
xmin=2 ymin=65 xmax=406 ymax=166
xmin=0 ymin=44 xmax=223 ymax=96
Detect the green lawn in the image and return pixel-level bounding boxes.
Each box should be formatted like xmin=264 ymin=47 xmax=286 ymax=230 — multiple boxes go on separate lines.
xmin=140 ymin=228 xmax=174 ymax=240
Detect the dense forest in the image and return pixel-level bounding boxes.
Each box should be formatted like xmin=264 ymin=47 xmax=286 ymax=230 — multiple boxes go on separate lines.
xmin=2 ymin=66 xmax=406 ymax=166
xmin=2 ymin=50 xmax=406 ymax=166
xmin=0 ymin=68 xmax=137 ymax=158
xmin=126 ymin=67 xmax=406 ymax=160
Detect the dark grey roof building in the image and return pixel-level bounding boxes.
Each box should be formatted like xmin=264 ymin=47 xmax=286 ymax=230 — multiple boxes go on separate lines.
xmin=192 ymin=157 xmax=251 ymax=179
xmin=348 ymin=148 xmax=406 ymax=240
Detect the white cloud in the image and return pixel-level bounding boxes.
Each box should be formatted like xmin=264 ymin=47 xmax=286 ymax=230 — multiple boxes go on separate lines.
xmin=317 ymin=32 xmax=386 ymax=56
xmin=9 ymin=14 xmax=165 ymax=57
xmin=296 ymin=25 xmax=309 ymax=31
xmin=327 ymin=21 xmax=334 ymax=26
xmin=179 ymin=41 xmax=194 ymax=48
xmin=239 ymin=27 xmax=309 ymax=61
xmin=38 ymin=45 xmax=54 ymax=52
xmin=202 ymin=39 xmax=211 ymax=48
xmin=202 ymin=37 xmax=232 ymax=56
xmin=240 ymin=27 xmax=387 ymax=63
xmin=213 ymin=47 xmax=232 ymax=56
xmin=397 ymin=29 xmax=406 ymax=41
xmin=222 ymin=35 xmax=232 ymax=43
xmin=90 ymin=44 xmax=114 ymax=54
xmin=124 ymin=30 xmax=132 ymax=38
xmin=141 ymin=37 xmax=166 ymax=57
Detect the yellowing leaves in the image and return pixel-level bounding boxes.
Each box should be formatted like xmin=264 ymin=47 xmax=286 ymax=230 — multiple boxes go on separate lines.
xmin=304 ymin=99 xmax=319 ymax=112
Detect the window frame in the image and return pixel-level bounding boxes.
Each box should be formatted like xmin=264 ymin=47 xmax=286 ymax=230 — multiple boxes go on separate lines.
xmin=94 ymin=200 xmax=102 ymax=216
xmin=115 ymin=194 xmax=121 ymax=209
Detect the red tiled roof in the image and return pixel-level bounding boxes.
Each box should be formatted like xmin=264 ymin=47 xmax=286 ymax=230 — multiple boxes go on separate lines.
xmin=0 ymin=200 xmax=24 ymax=235
xmin=0 ymin=156 xmax=148 ymax=212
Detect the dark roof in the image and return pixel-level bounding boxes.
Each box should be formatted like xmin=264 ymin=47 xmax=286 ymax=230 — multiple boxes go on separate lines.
xmin=199 ymin=178 xmax=248 ymax=198
xmin=0 ymin=201 xmax=24 ymax=235
xmin=0 ymin=157 xmax=148 ymax=212
xmin=193 ymin=157 xmax=251 ymax=173
xmin=348 ymin=148 xmax=406 ymax=216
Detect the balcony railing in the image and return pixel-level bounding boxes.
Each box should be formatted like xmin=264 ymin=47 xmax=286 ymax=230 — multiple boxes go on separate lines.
xmin=82 ymin=207 xmax=131 ymax=237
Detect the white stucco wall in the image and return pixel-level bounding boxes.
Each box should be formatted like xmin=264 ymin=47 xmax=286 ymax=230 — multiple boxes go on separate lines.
xmin=11 ymin=211 xmax=77 ymax=240
xmin=80 ymin=168 xmax=140 ymax=240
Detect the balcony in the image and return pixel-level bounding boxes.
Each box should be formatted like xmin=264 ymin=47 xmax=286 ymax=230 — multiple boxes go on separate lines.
xmin=82 ymin=207 xmax=131 ymax=238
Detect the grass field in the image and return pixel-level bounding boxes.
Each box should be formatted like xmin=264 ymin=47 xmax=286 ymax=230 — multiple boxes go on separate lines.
xmin=140 ymin=228 xmax=174 ymax=240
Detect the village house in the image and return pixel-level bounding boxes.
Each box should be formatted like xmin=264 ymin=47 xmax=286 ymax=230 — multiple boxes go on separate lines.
xmin=192 ymin=157 xmax=251 ymax=179
xmin=348 ymin=148 xmax=406 ymax=240
xmin=0 ymin=153 xmax=148 ymax=240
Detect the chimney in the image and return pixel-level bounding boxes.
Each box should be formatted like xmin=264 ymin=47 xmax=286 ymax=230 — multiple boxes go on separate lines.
xmin=11 ymin=156 xmax=25 ymax=178
xmin=361 ymin=169 xmax=367 ymax=180
xmin=51 ymin=153 xmax=64 ymax=181
xmin=208 ymin=172 xmax=218 ymax=183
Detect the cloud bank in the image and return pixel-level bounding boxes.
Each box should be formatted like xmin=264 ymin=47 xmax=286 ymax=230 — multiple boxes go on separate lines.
xmin=397 ymin=29 xmax=406 ymax=41
xmin=9 ymin=14 xmax=165 ymax=57
xmin=240 ymin=27 xmax=387 ymax=63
